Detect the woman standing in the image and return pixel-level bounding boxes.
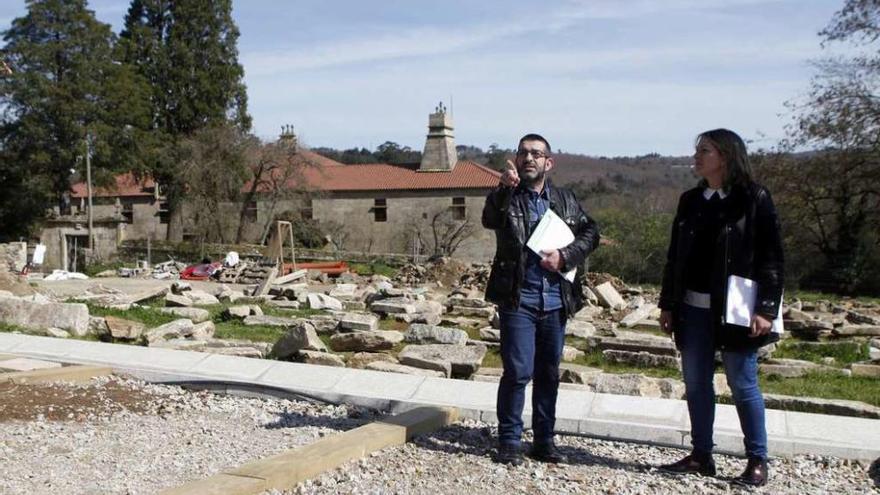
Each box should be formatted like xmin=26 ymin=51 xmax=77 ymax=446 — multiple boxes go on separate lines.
xmin=657 ymin=129 xmax=784 ymax=487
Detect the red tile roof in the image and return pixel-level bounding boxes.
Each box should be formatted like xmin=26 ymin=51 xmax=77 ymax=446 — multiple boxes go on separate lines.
xmin=71 ymin=172 xmax=155 ymax=198
xmin=250 ymin=150 xmax=501 ymax=193
xmin=72 ymin=150 xmax=501 ymax=198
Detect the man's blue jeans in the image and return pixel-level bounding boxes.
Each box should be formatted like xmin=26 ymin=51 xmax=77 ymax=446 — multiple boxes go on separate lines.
xmin=678 ymin=303 xmax=768 ymax=459
xmin=497 ymin=305 xmax=565 ymax=447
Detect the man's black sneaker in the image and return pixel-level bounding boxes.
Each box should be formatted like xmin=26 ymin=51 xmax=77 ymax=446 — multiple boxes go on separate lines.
xmin=493 ymin=444 xmax=524 ymax=466
xmin=529 ymin=442 xmax=568 ymax=464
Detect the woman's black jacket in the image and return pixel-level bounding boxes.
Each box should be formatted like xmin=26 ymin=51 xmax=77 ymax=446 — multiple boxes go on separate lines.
xmin=482 ymin=180 xmax=600 ymax=318
xmin=659 ymin=182 xmax=784 ymax=350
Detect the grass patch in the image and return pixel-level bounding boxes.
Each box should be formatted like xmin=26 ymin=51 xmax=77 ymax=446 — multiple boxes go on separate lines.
xmin=350 ymin=262 xmax=398 ymax=278
xmin=570 ymin=348 xmax=682 ymax=379
xmin=86 ymin=304 xmax=178 ymax=327
xmin=482 ymin=347 xmax=502 ymax=368
xmin=791 ymin=290 xmax=880 ymax=305
xmin=213 ymin=322 xmax=286 ymax=343
xmin=0 ymin=322 xmax=28 ymax=333
xmin=760 ymin=371 xmax=880 ymax=407
xmin=259 ymin=306 xmax=324 ymax=318
xmin=773 ymin=340 xmax=870 ymax=367
xmin=378 ymin=319 xmax=409 ymax=331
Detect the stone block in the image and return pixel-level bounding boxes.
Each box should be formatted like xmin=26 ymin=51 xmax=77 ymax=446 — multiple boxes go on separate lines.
xmin=479 ymin=327 xmax=501 ymax=342
xmin=329 ymin=330 xmax=403 ymax=352
xmin=271 ymin=322 xmax=327 ymax=359
xmin=145 ymin=319 xmax=194 ymax=344
xmin=403 ymin=324 xmax=468 ymax=345
xmin=104 ymin=315 xmax=147 ymax=340
xmin=347 ymin=352 xmax=397 ymax=369
xmin=364 ymin=361 xmax=445 ymax=377
xmin=0 ymin=298 xmax=90 ymax=336
xmin=160 ymin=307 xmax=211 ymax=323
xmin=164 ymin=293 xmax=192 ymax=307
xmin=338 ymin=312 xmax=379 ymax=332
xmin=594 ymin=282 xmax=626 ymax=310
xmin=298 ymin=350 xmax=346 ymax=367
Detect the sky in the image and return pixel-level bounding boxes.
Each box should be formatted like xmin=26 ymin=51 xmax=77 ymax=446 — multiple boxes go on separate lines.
xmin=0 ymin=0 xmax=862 ymax=156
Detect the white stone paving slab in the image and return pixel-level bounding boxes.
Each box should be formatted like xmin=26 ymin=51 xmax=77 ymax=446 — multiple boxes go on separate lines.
xmin=410 ymin=377 xmax=498 ymax=410
xmin=188 ymin=353 xmax=275 ymax=381
xmin=331 ymin=368 xmax=425 ymax=401
xmin=0 ymin=333 xmax=75 ymax=359
xmin=256 ymin=361 xmax=347 ymax=392
xmin=714 ymin=404 xmax=788 ymax=438
xmin=64 ymin=341 xmax=209 ymax=372
xmin=589 ymin=393 xmax=689 ymax=427
xmin=0 ymin=333 xmax=31 ymax=353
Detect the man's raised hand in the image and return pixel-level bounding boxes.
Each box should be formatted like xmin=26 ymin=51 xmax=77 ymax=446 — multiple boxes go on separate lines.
xmin=500 ymin=159 xmax=520 ymax=187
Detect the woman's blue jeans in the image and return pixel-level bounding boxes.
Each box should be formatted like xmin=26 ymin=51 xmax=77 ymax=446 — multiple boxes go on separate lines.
xmin=496 ymin=306 xmax=565 ymax=447
xmin=678 ymin=303 xmax=768 ymax=459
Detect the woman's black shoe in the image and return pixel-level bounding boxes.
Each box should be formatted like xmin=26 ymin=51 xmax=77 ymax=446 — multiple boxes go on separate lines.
xmin=733 ymin=457 xmax=769 ymax=487
xmin=658 ymin=453 xmax=717 ymax=476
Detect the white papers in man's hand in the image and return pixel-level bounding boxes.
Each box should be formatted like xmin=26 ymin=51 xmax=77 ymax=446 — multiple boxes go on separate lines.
xmin=725 ymin=275 xmax=783 ymax=334
xmin=526 ymin=209 xmax=577 ymax=283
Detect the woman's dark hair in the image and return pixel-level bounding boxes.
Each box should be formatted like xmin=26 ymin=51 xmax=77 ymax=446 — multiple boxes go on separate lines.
xmin=696 ymin=128 xmax=752 ymax=190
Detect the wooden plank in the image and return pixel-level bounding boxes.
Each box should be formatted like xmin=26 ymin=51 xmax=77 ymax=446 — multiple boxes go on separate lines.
xmin=158 ymin=406 xmax=458 ymax=495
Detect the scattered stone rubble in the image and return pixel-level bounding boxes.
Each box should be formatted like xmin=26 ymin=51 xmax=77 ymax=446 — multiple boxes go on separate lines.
xmin=1 ymin=266 xmax=879 ymax=418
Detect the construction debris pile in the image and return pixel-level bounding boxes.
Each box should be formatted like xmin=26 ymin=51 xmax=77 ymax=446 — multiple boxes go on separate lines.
xmin=394 ymin=257 xmax=490 ymax=290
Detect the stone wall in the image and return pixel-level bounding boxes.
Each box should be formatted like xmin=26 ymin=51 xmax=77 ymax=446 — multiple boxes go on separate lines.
xmin=309 ymin=189 xmax=494 ymax=261
xmin=44 ymin=189 xmax=497 ymax=265
xmin=39 ymin=220 xmax=122 ymax=271
xmin=0 ymin=242 xmax=27 ymax=273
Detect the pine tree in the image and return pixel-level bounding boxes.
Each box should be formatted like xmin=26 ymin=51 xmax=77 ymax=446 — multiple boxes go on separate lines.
xmin=120 ymin=0 xmax=251 ymax=241
xmin=0 ymin=0 xmax=150 ymax=240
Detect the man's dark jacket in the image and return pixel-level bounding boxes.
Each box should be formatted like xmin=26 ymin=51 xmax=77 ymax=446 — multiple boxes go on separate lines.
xmin=482 ymin=180 xmax=600 ymax=318
xmin=659 ymin=182 xmax=784 ymax=350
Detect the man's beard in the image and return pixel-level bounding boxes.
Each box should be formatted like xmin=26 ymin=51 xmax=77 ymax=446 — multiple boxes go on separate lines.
xmin=519 ymin=167 xmax=545 ymax=187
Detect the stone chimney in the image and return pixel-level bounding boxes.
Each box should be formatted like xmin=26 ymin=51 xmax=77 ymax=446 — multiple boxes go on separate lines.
xmin=419 ymin=102 xmax=456 ymax=171
xmin=279 ymin=124 xmax=298 ymax=152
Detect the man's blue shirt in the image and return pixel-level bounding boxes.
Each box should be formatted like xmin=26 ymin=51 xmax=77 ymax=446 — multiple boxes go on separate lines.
xmin=518 ymin=184 xmax=563 ymax=311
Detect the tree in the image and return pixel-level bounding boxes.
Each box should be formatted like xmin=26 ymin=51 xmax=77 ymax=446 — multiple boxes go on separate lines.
xmin=236 ymin=137 xmax=314 ymax=244
xmin=178 ymin=124 xmax=253 ymax=244
xmin=120 ymin=0 xmax=251 ymax=241
xmin=762 ymin=0 xmax=880 ymax=294
xmin=375 ymin=141 xmax=421 ymax=164
xmin=485 ymin=143 xmax=510 ymax=171
xmin=407 ymin=207 xmax=477 ymax=258
xmin=0 ymin=0 xmax=150 ymax=239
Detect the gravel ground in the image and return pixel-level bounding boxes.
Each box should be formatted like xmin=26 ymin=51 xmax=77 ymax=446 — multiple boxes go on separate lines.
xmin=277 ymin=420 xmax=879 ymax=495
xmin=0 ymin=376 xmax=375 ymax=495
xmin=1 ymin=376 xmax=877 ymax=495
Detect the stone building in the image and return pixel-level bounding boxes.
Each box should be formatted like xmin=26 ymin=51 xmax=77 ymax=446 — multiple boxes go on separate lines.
xmin=42 ymin=106 xmax=501 ymax=269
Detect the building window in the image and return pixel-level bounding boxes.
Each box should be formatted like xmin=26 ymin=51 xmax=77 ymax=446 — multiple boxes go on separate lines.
xmin=158 ymin=202 xmax=170 ymax=224
xmin=373 ymin=198 xmax=387 ymax=222
xmin=122 ymin=202 xmax=134 ymax=224
xmin=301 ymin=198 xmax=313 ymax=220
xmin=451 ymin=197 xmax=466 ymax=220
xmin=244 ymin=200 xmax=258 ymax=222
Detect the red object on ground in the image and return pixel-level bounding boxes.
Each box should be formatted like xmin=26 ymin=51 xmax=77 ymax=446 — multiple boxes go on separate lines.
xmin=282 ymin=261 xmax=349 ymax=276
xmin=180 ymin=262 xmax=222 ymax=280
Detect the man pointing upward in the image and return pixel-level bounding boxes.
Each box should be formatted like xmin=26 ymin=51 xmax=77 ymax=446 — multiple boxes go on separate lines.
xmin=482 ymin=133 xmax=600 ymax=465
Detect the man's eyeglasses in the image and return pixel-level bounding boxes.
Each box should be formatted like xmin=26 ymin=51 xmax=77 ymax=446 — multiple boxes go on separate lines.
xmin=516 ymin=149 xmax=549 ymax=159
